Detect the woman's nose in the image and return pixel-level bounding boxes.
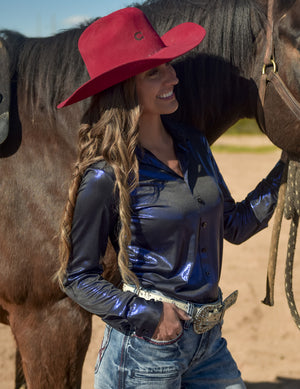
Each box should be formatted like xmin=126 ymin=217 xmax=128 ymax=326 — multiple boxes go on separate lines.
xmin=165 ymin=65 xmax=179 ymax=85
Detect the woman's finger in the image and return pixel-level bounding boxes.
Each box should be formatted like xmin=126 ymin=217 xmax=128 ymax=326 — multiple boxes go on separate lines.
xmin=174 ymin=306 xmax=192 ymax=321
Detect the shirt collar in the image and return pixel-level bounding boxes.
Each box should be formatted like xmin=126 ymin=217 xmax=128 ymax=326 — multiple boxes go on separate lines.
xmin=135 ymin=118 xmax=189 ymax=176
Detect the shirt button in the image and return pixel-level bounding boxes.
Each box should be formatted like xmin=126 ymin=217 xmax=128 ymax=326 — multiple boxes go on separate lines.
xmin=201 ymin=248 xmax=207 ymax=253
xmin=201 ymin=221 xmax=207 ymax=228
xmin=206 ymin=271 xmax=210 ymax=276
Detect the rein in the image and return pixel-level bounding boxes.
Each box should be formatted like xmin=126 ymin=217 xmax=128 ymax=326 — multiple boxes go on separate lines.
xmin=261 ymin=0 xmax=300 ymax=331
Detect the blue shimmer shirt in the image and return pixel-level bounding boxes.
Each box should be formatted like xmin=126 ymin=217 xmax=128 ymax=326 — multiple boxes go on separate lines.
xmin=63 ymin=119 xmax=285 ymax=338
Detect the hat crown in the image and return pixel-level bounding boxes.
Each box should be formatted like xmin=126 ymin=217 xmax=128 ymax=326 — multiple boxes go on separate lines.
xmin=79 ymin=8 xmax=165 ymax=78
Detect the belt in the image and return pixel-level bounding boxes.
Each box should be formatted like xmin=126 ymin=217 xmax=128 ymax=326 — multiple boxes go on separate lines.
xmin=123 ymin=284 xmax=238 ymax=334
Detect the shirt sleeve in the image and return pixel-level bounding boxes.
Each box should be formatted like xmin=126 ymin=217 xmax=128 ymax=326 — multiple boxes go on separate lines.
xmin=62 ymin=163 xmax=163 ymax=337
xmin=207 ymin=143 xmax=286 ymax=244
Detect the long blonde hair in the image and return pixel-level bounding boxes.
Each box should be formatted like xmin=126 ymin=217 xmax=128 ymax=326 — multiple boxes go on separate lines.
xmin=57 ymin=77 xmax=140 ymax=288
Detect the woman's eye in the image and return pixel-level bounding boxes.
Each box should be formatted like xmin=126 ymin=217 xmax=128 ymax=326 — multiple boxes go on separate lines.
xmin=147 ymin=68 xmax=159 ymax=77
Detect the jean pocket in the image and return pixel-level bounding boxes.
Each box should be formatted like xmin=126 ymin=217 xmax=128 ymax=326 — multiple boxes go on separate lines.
xmin=130 ymin=366 xmax=180 ymax=382
xmin=136 ymin=328 xmax=184 ymax=346
xmin=94 ymin=325 xmax=112 ymax=374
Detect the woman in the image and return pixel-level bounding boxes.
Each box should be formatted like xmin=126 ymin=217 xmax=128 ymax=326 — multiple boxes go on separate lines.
xmin=57 ymin=7 xmax=285 ymax=389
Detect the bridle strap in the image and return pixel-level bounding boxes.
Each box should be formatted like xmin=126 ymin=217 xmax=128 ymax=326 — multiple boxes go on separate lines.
xmin=258 ymin=0 xmax=300 ymax=120
xmin=263 ymin=0 xmax=275 ymax=66
xmin=258 ymin=0 xmax=275 ymax=106
xmin=268 ymin=71 xmax=300 ymax=119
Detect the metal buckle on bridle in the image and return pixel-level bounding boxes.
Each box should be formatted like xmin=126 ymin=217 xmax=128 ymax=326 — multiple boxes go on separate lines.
xmin=262 ymin=58 xmax=277 ymax=75
xmin=261 ymin=58 xmax=277 ymax=75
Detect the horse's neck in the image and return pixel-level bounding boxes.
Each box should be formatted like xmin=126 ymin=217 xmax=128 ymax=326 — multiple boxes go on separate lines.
xmin=173 ymin=57 xmax=258 ymax=144
xmin=203 ymin=76 xmax=257 ymax=143
xmin=161 ymin=0 xmax=265 ymax=143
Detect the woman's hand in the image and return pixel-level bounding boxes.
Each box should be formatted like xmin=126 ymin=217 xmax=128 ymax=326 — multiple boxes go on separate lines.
xmin=152 ymin=302 xmax=191 ymax=341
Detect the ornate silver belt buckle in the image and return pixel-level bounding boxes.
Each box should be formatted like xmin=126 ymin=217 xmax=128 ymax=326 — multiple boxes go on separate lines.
xmin=192 ymin=303 xmax=223 ymax=334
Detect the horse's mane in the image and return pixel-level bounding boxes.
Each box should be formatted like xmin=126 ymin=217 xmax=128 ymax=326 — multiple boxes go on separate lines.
xmin=21 ymin=27 xmax=88 ymax=117
xmin=138 ymin=0 xmax=267 ymax=74
xmin=0 ymin=26 xmax=90 ymax=119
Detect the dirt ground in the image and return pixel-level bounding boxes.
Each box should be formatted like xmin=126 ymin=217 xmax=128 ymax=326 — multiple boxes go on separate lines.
xmin=1 ymin=135 xmax=299 ymax=388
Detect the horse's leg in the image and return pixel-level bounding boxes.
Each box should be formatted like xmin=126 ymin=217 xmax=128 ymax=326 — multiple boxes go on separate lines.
xmin=15 ymin=347 xmax=27 ymax=389
xmin=0 ymin=304 xmax=9 ymax=324
xmin=0 ymin=305 xmax=27 ymax=388
xmin=9 ymin=298 xmax=92 ymax=389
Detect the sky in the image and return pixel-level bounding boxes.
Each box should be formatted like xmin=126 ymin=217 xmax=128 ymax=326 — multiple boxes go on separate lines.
xmin=0 ymin=0 xmax=145 ymax=37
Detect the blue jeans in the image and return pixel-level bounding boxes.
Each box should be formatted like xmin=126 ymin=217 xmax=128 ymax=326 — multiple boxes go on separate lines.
xmin=94 ymin=321 xmax=246 ymax=389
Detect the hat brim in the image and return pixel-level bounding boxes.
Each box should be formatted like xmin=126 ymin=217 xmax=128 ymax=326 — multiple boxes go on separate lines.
xmin=57 ymin=23 xmax=206 ymax=108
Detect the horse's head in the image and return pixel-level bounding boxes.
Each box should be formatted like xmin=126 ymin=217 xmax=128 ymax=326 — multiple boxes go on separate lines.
xmin=256 ymin=0 xmax=300 ymax=159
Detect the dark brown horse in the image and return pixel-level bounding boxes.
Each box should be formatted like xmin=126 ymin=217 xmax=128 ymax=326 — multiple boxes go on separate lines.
xmin=0 ymin=0 xmax=299 ymax=388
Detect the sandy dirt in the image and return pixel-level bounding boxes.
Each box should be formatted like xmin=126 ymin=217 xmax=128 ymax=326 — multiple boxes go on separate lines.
xmin=1 ymin=135 xmax=299 ymax=388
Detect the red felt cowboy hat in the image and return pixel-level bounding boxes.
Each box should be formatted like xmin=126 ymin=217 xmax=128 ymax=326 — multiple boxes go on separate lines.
xmin=57 ymin=7 xmax=206 ymax=108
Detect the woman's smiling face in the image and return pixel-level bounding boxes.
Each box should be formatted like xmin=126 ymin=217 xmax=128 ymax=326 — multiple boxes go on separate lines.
xmin=135 ymin=63 xmax=179 ymax=118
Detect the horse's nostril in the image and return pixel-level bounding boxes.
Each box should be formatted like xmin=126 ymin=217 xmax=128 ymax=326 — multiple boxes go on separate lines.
xmin=0 ymin=94 xmax=3 ymax=104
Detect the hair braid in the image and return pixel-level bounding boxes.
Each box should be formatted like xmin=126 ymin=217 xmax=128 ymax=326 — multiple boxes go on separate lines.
xmin=57 ymin=77 xmax=140 ymax=288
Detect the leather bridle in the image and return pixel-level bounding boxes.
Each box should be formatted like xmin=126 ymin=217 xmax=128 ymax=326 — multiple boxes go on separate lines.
xmin=258 ymin=0 xmax=300 ymax=119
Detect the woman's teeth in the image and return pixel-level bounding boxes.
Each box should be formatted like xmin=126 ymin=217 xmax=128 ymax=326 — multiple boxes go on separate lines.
xmin=158 ymin=91 xmax=173 ymax=99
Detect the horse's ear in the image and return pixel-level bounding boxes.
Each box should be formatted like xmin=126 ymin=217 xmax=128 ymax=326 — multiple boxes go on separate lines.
xmin=0 ymin=38 xmax=10 ymax=144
